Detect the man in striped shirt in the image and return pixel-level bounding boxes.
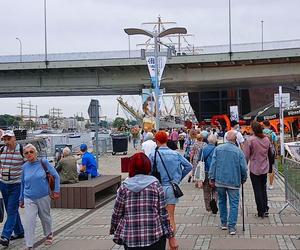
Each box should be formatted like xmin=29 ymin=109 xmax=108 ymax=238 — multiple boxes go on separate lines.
xmin=0 ymin=130 xmax=24 ymax=247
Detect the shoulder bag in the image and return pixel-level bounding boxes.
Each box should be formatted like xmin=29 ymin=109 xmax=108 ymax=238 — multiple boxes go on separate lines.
xmin=156 ymin=149 xmax=183 ymax=198
xmin=195 ymin=147 xmax=214 ymax=182
xmin=40 ymin=159 xmax=56 ymax=199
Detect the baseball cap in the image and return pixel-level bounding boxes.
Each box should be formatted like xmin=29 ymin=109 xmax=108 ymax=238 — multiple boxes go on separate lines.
xmin=1 ymin=130 xmax=15 ymax=139
xmin=80 ymin=143 xmax=87 ymax=151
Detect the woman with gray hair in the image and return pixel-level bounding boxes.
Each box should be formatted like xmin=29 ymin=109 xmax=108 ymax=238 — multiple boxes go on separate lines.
xmin=197 ymin=134 xmax=218 ymax=213
xmin=19 ymin=144 xmax=60 ymax=249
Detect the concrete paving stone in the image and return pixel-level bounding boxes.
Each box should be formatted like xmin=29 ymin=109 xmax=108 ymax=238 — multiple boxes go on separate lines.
xmin=176 ymin=238 xmax=197 ymax=250
xmin=191 ymin=207 xmax=212 ymax=214
xmin=86 ymin=216 xmax=112 ymax=225
xmin=209 ymin=238 xmax=279 ymax=249
xmin=175 ymin=215 xmax=204 ymax=224
xmin=237 ymin=215 xmax=271 ymax=224
xmin=175 ymin=207 xmax=189 ymax=214
xmin=250 ymin=225 xmax=300 ymax=235
xmin=48 ymin=239 xmax=115 ymax=250
xmin=183 ymin=226 xmax=244 ymax=235
xmin=69 ymin=227 xmax=109 ymax=236
xmin=280 ymin=215 xmax=300 ymax=224
xmin=292 ymin=239 xmax=300 ymax=249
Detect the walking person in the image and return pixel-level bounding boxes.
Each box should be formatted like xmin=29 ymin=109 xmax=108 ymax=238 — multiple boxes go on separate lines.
xmin=149 ymin=131 xmax=192 ymax=237
xmin=197 ymin=134 xmax=218 ymax=212
xmin=209 ymin=131 xmax=247 ymax=235
xmin=178 ymin=129 xmax=186 ymax=150
xmin=262 ymin=120 xmax=278 ymax=190
xmin=243 ymin=121 xmax=272 ymax=218
xmin=110 ymin=152 xmax=178 ymax=250
xmin=19 ymin=144 xmax=60 ymax=249
xmin=141 ymin=132 xmax=156 ymax=158
xmin=0 ymin=130 xmax=24 ymax=247
xmin=188 ymin=133 xmax=206 ymax=183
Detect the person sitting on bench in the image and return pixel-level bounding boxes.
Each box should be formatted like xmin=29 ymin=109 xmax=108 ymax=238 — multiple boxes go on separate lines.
xmin=56 ymin=147 xmax=79 ymax=184
xmin=78 ymin=144 xmax=99 ymax=181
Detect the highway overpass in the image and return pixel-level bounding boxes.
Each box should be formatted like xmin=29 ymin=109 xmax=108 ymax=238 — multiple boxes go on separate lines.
xmin=0 ymin=47 xmax=300 ymax=97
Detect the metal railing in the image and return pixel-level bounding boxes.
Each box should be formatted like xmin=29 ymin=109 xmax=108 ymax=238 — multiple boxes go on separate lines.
xmin=93 ymin=137 xmax=113 ymax=156
xmin=1 ymin=39 xmax=300 ymax=63
xmin=279 ymin=158 xmax=300 ymax=214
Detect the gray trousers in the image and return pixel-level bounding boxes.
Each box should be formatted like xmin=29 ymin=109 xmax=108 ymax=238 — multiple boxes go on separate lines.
xmin=24 ymin=196 xmax=52 ymax=247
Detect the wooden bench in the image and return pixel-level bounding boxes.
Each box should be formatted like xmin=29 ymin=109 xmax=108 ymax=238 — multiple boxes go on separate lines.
xmin=51 ymin=175 xmax=121 ymax=209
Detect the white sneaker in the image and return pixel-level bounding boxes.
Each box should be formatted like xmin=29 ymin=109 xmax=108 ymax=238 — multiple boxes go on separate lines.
xmin=229 ymin=229 xmax=236 ymax=235
xmin=268 ymin=185 xmax=274 ymax=190
xmin=221 ymin=224 xmax=227 ymax=230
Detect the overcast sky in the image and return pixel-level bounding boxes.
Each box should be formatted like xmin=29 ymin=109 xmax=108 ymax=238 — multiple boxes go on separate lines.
xmin=1 ymin=0 xmax=300 ymax=119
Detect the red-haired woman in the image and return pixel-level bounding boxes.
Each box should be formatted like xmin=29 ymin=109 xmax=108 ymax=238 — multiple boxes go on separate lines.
xmin=110 ymin=152 xmax=178 ymax=250
xmin=243 ymin=121 xmax=271 ymax=218
xmin=149 ymin=131 xmax=192 ymax=239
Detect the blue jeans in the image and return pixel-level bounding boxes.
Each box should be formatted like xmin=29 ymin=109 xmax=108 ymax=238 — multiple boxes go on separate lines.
xmin=0 ymin=182 xmax=24 ymax=239
xmin=216 ymin=187 xmax=239 ymax=230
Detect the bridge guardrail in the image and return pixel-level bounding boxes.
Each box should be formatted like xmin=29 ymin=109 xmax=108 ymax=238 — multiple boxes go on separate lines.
xmin=1 ymin=39 xmax=300 ymax=63
xmin=279 ymin=157 xmax=300 ymax=214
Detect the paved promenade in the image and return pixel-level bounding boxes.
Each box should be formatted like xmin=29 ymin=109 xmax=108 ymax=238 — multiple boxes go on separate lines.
xmin=1 ymin=145 xmax=300 ymax=249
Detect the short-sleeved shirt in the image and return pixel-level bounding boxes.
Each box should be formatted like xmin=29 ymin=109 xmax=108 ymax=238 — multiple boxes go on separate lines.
xmin=82 ymin=152 xmax=98 ymax=177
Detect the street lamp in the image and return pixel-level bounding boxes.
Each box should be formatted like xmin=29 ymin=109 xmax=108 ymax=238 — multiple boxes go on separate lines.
xmin=124 ymin=27 xmax=187 ymax=129
xmin=261 ymin=20 xmax=264 ymax=51
xmin=15 ymin=37 xmax=22 ymax=62
xmin=44 ymin=0 xmax=48 ymax=65
xmin=228 ymin=0 xmax=232 ymax=57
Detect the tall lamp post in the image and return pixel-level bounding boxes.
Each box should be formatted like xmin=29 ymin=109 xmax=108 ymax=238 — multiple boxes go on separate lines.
xmin=124 ymin=27 xmax=187 ymax=129
xmin=44 ymin=0 xmax=48 ymax=65
xmin=15 ymin=37 xmax=22 ymax=62
xmin=228 ymin=0 xmax=232 ymax=57
xmin=261 ymin=20 xmax=264 ymax=51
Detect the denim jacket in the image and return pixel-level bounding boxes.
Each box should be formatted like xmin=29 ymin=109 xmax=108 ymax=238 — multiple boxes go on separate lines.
xmin=209 ymin=142 xmax=247 ymax=188
xmin=198 ymin=143 xmax=216 ymax=172
xmin=149 ymin=146 xmax=192 ymax=186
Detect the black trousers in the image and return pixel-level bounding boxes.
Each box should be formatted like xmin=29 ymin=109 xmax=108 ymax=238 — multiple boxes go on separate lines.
xmin=250 ymin=172 xmax=269 ymax=217
xmin=124 ymin=237 xmax=166 ymax=250
xmin=179 ymin=140 xmax=185 ymax=150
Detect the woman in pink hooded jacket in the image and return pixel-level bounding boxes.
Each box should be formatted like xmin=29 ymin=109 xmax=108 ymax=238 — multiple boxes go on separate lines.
xmin=243 ymin=121 xmax=271 ymax=218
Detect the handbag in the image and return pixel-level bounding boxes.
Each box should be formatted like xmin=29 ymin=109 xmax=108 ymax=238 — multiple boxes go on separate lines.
xmin=40 ymin=159 xmax=56 ymax=198
xmin=0 ymin=198 xmax=4 ymax=223
xmin=210 ymin=189 xmax=218 ymax=214
xmin=156 ymin=149 xmax=184 ymax=198
xmin=195 ymin=151 xmax=205 ymax=181
xmin=151 ymin=148 xmax=162 ymax=183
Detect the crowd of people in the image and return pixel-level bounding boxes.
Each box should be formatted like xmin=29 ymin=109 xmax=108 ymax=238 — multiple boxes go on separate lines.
xmin=110 ymin=120 xmax=277 ymax=248
xmin=0 ymin=119 xmax=278 ymax=249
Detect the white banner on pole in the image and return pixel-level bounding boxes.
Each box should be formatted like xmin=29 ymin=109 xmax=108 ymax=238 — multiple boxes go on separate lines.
xmin=146 ymin=56 xmax=167 ymax=87
xmin=230 ymin=105 xmax=239 ymax=121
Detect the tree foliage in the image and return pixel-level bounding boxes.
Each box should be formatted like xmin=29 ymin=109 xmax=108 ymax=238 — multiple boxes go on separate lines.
xmin=112 ymin=117 xmax=126 ymax=129
xmin=0 ymin=114 xmax=21 ymax=128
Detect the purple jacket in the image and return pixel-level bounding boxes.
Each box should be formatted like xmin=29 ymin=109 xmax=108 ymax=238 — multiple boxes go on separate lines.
xmin=243 ymin=136 xmax=271 ymax=175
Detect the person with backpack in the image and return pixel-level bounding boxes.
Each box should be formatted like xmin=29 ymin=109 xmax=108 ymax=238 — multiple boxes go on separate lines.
xmin=19 ymin=144 xmax=60 ymax=249
xmin=262 ymin=120 xmax=278 ymax=190
xmin=0 ymin=130 xmax=25 ymax=247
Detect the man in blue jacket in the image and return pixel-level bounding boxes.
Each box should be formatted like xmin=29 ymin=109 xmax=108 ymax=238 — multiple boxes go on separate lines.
xmin=209 ymin=130 xmax=247 ymax=235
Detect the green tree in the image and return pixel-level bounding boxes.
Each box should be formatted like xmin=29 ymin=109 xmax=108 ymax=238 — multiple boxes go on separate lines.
xmin=112 ymin=117 xmax=126 ymax=129
xmin=0 ymin=114 xmax=21 ymax=128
